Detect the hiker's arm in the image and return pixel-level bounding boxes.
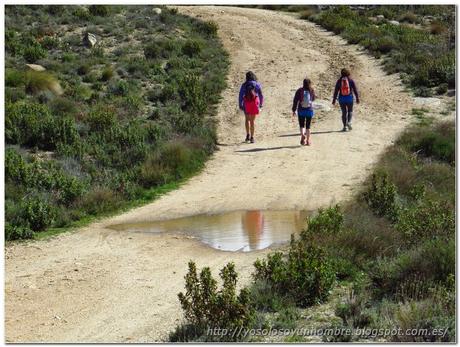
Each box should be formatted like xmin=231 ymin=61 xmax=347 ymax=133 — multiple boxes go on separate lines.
xmin=238 ymin=85 xmax=245 ymax=110
xmin=311 ymin=89 xmax=316 ymax=102
xmin=351 ymin=80 xmax=360 ymax=103
xmin=257 ymin=84 xmax=264 ymax=107
xmin=332 ymin=81 xmax=339 ymax=104
xmin=292 ymin=90 xmax=299 ymax=114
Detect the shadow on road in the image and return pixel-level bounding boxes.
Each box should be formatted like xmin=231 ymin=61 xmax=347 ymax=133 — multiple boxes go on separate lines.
xmin=278 ymin=130 xmax=342 ymax=137
xmin=235 ymin=145 xmax=299 ymax=153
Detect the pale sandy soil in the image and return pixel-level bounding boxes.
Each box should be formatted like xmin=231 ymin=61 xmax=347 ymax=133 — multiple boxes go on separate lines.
xmin=5 ymin=6 xmax=426 ymax=342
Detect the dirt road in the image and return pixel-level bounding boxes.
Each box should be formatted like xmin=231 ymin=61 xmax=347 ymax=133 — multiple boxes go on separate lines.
xmin=5 ymin=6 xmax=416 ymax=342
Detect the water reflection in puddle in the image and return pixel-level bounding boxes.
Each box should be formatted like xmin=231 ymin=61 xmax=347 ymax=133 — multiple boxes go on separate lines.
xmin=109 ymin=210 xmax=310 ymax=252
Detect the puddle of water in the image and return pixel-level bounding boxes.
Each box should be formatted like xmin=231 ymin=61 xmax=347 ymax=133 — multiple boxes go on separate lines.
xmin=109 ymin=210 xmax=310 ymax=252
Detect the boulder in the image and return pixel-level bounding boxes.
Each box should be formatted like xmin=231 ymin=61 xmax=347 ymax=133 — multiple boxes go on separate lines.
xmin=376 ymin=14 xmax=385 ymax=20
xmin=26 ymin=64 xmax=46 ymax=71
xmin=83 ymin=32 xmax=97 ymax=48
xmin=152 ymin=7 xmax=162 ymax=15
xmin=413 ymin=97 xmax=442 ymax=109
xmin=388 ymin=20 xmax=400 ymax=26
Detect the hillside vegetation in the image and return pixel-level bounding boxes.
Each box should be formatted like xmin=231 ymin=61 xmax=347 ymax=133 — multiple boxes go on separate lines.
xmin=5 ymin=5 xmax=229 ymax=240
xmin=250 ymin=5 xmax=455 ymax=96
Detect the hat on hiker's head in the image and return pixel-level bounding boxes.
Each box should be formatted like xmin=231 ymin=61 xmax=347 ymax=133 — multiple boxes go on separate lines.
xmin=246 ymin=71 xmax=257 ymax=82
xmin=341 ymin=68 xmax=351 ymax=77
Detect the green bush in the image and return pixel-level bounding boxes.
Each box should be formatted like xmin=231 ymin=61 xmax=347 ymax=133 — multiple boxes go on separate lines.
xmin=371 ymin=238 xmax=454 ymax=299
xmin=396 ymin=199 xmax=454 ymax=244
xmin=21 ymin=196 xmax=56 ymax=232
xmin=101 ymin=65 xmax=114 ymax=81
xmin=23 ymin=41 xmax=47 ymax=63
xmin=196 ymin=20 xmax=218 ymax=37
xmin=5 ymin=68 xmax=25 ymax=87
xmin=364 ymin=171 xmax=400 ymax=222
xmin=6 ymin=101 xmax=78 ymax=150
xmin=253 ymin=238 xmax=335 ymax=307
xmin=175 ymin=261 xmax=254 ymax=341
xmin=182 ymin=39 xmax=203 ymax=57
xmin=305 ymin=205 xmax=343 ymax=235
xmin=88 ymin=5 xmax=110 ymax=17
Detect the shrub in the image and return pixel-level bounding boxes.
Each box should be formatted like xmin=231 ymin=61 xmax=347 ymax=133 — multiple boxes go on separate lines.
xmin=21 ymin=196 xmax=56 ymax=232
xmin=396 ymin=199 xmax=454 ymax=244
xmin=413 ymin=86 xmax=433 ymax=97
xmin=5 ymin=222 xmax=33 ymax=241
xmin=88 ymin=5 xmax=110 ymax=17
xmin=182 ymin=39 xmax=203 ymax=57
xmin=371 ymin=238 xmax=454 ymax=299
xmin=5 ymin=68 xmax=25 ymax=87
xmin=76 ymin=187 xmax=122 ymax=215
xmin=392 ymin=299 xmax=454 ymax=342
xmin=77 ymin=64 xmax=91 ymax=76
xmin=175 ymin=261 xmax=254 ymax=341
xmin=253 ymin=238 xmax=335 ymax=307
xmin=41 ymin=36 xmax=59 ymax=49
xmin=6 ymin=100 xmax=79 ymax=150
xmin=110 ymin=79 xmax=130 ymax=96
xmin=436 ymin=83 xmax=448 ymax=95
xmin=363 ymin=172 xmax=400 ymax=222
xmin=23 ymin=41 xmax=47 ymax=63
xmin=305 ymin=205 xmax=343 ymax=235
xmin=86 ymin=106 xmax=116 ymax=132
xmin=196 ymin=20 xmax=218 ymax=37
xmin=73 ymin=7 xmax=91 ymax=20
xmin=101 ymin=65 xmax=114 ymax=81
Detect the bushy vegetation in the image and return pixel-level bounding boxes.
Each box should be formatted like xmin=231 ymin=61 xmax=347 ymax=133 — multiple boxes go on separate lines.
xmin=308 ymin=6 xmax=455 ymax=91
xmin=322 ymin=120 xmax=455 ymax=341
xmin=5 ymin=5 xmax=229 ymax=240
xmin=173 ymin=119 xmax=454 ymax=342
xmin=170 ymin=262 xmax=254 ymax=342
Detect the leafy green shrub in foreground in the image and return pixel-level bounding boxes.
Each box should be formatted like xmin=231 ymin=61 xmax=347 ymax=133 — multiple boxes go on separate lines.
xmin=172 ymin=261 xmax=253 ymax=342
xmin=253 ymin=237 xmax=335 ymax=307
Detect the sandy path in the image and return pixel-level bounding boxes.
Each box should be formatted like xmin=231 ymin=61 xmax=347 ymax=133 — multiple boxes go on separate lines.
xmin=5 ymin=6 xmax=416 ymax=342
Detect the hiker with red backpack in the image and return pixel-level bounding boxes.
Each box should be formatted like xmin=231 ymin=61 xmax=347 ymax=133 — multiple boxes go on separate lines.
xmin=332 ymin=68 xmax=360 ymax=132
xmin=292 ymin=78 xmax=316 ymax=146
xmin=239 ymin=71 xmax=264 ymax=143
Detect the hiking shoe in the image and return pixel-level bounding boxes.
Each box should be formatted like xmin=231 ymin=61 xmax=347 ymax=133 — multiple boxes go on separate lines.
xmin=347 ymin=123 xmax=353 ymax=130
xmin=245 ymin=134 xmax=250 ymax=143
xmin=342 ymin=127 xmax=348 ymax=132
xmin=250 ymin=137 xmax=255 ymax=143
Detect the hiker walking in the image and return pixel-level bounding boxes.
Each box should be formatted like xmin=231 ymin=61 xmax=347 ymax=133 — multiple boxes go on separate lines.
xmin=332 ymin=68 xmax=360 ymax=131
xmin=239 ymin=71 xmax=264 ymax=143
xmin=292 ymin=78 xmax=316 ymax=146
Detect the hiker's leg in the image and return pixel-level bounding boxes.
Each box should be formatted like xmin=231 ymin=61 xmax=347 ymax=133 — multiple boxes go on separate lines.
xmin=347 ymin=102 xmax=354 ymax=124
xmin=298 ymin=116 xmax=306 ymax=135
xmin=340 ymin=103 xmax=347 ymax=127
xmin=249 ymin=115 xmax=256 ymax=137
xmin=245 ymin=114 xmax=250 ymax=135
xmin=305 ymin=117 xmax=312 ymax=145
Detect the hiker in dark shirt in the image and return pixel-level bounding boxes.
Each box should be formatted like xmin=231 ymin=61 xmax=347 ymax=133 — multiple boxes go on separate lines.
xmin=292 ymin=78 xmax=316 ymax=146
xmin=332 ymin=68 xmax=360 ymax=132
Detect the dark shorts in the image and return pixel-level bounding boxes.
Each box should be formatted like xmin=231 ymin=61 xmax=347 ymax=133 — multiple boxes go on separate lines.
xmin=298 ymin=116 xmax=312 ymax=129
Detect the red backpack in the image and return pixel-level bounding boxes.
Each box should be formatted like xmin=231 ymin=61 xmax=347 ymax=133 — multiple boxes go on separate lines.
xmin=340 ymin=77 xmax=351 ymax=96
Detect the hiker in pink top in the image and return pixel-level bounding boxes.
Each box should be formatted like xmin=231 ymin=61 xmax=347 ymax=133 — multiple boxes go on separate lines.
xmin=242 ymin=83 xmax=260 ymax=143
